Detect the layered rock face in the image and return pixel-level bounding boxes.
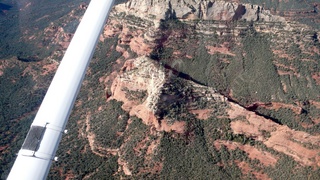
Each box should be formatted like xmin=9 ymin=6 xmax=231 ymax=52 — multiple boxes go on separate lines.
xmin=117 ymin=0 xmax=285 ymax=22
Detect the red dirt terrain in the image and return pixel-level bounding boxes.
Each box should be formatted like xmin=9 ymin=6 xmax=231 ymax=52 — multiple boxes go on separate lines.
xmin=206 ymin=42 xmax=236 ymax=56
xmin=214 ymin=140 xmax=278 ymax=166
xmin=228 ymin=102 xmax=320 ymax=167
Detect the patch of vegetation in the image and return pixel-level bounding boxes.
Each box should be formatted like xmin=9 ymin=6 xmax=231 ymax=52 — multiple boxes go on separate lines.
xmin=203 ymin=116 xmax=256 ymax=145
xmin=155 ymin=77 xmax=191 ymax=119
xmin=159 ymin=118 xmax=243 ymax=179
xmin=231 ymin=31 xmax=285 ymax=104
xmin=0 ymin=113 xmax=35 ymax=179
xmin=264 ymin=154 xmax=319 ymax=180
xmin=275 ymin=34 xmax=320 ymax=101
xmin=90 ymin=100 xmax=129 ymax=149
xmin=0 ymin=63 xmax=46 ymax=178
xmin=0 ymin=65 xmax=44 ymax=120
xmin=0 ymin=0 xmax=86 ymax=59
xmin=121 ymin=116 xmax=149 ymax=175
xmin=210 ymin=101 xmax=229 ymax=117
xmin=256 ymin=106 xmax=319 ymax=135
xmin=122 ymin=87 xmax=147 ymax=103
xmin=84 ymin=155 xmax=119 ymax=180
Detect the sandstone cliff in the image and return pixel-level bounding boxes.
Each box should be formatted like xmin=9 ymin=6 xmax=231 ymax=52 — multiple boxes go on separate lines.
xmin=117 ymin=0 xmax=285 ymax=22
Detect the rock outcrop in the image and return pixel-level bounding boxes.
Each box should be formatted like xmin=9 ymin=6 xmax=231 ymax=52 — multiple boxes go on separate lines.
xmin=109 ymin=56 xmax=185 ymax=133
xmin=105 ymin=55 xmax=320 ymax=168
xmin=107 ymin=56 xmax=227 ymax=134
xmin=116 ymin=0 xmax=285 ymax=22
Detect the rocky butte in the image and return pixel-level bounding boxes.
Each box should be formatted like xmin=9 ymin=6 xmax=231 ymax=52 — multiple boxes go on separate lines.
xmin=1 ymin=0 xmax=320 ymax=179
